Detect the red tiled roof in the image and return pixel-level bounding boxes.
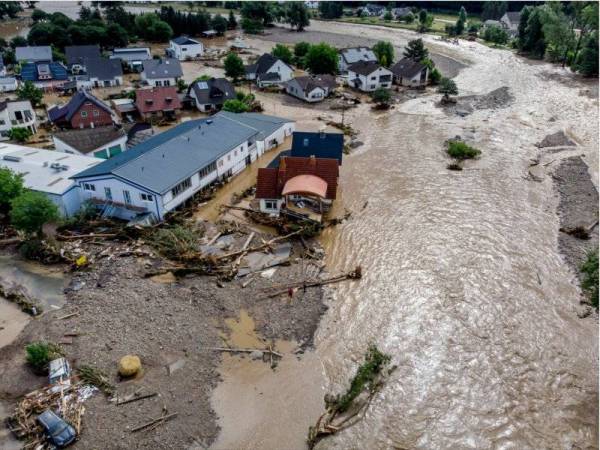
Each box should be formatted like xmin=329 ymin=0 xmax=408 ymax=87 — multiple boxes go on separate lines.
xmin=256 ymin=156 xmax=339 ymax=200
xmin=135 ymin=86 xmax=181 ymax=114
xmin=282 ymin=174 xmax=328 ymax=198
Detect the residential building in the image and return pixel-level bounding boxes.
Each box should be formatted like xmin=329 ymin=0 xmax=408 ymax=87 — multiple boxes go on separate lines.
xmin=338 ymin=47 xmax=377 ymax=74
xmin=0 ymin=143 xmax=100 ymax=217
xmin=256 ymin=155 xmax=339 ymax=220
xmin=110 ymin=47 xmax=152 ymax=72
xmin=0 ymin=99 xmax=37 ymax=140
xmin=245 ymin=53 xmax=294 ymax=88
xmin=0 ymin=77 xmax=18 ymax=92
xmin=167 ymin=36 xmax=204 ymax=60
xmin=48 ymin=90 xmax=115 ymax=129
xmin=391 ymin=7 xmax=412 ymax=19
xmin=53 ymin=125 xmax=128 ymax=159
xmin=346 ymin=61 xmax=393 ymax=92
xmin=71 ymin=112 xmax=294 ymax=221
xmin=390 ymin=58 xmax=429 ymax=87
xmin=360 ymin=4 xmax=385 ymax=16
xmin=111 ymin=98 xmax=138 ymax=121
xmin=290 ymin=131 xmax=343 ymax=164
xmin=500 ymin=11 xmax=521 ymax=37
xmin=83 ymin=57 xmax=123 ymax=88
xmin=141 ymin=58 xmax=183 ymax=87
xmin=65 ymin=45 xmax=101 ymax=74
xmin=15 ymin=46 xmax=52 ymax=63
xmin=483 ymin=19 xmax=502 ymax=29
xmin=285 ymin=75 xmax=337 ymax=103
xmin=20 ymin=62 xmax=68 ymax=89
xmin=135 ymin=86 xmax=182 ymax=120
xmin=188 ymin=77 xmax=235 ymax=112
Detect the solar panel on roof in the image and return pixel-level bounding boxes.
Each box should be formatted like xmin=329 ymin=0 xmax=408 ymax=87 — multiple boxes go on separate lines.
xmin=197 ymin=81 xmax=208 ymax=89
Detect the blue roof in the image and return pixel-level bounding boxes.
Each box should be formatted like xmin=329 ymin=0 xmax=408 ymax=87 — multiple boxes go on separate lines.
xmin=290 ymin=132 xmax=344 ymax=164
xmin=267 ymin=150 xmax=291 ymax=168
xmin=21 ymin=62 xmax=68 ymax=82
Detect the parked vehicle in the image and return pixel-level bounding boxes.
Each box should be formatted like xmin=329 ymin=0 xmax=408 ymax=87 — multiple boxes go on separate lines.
xmin=36 ymin=410 xmax=77 ymax=447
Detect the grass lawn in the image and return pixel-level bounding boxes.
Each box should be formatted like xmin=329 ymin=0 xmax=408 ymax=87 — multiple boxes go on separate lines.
xmin=125 ymin=2 xmax=232 ymax=15
xmin=337 ymin=12 xmax=481 ymax=34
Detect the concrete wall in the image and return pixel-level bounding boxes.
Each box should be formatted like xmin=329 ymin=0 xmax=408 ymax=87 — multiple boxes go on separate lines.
xmin=170 ymin=42 xmax=204 ymax=60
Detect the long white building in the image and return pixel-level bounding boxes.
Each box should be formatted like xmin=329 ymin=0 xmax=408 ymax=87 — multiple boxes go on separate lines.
xmin=71 ymin=112 xmax=294 ymax=221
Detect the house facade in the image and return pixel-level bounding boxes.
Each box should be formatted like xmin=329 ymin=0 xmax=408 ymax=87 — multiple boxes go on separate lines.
xmin=167 ymin=36 xmax=204 ymax=60
xmin=0 ymin=100 xmax=37 ymax=140
xmin=53 ymin=125 xmax=128 ymax=159
xmin=338 ymin=47 xmax=377 ymax=74
xmin=141 ymin=58 xmax=183 ymax=87
xmin=346 ymin=61 xmax=393 ymax=92
xmin=110 ymin=47 xmax=152 ymax=72
xmin=0 ymin=77 xmax=18 ymax=92
xmin=65 ymin=45 xmax=101 ymax=74
xmin=135 ymin=86 xmax=182 ymax=120
xmin=500 ymin=11 xmax=521 ymax=37
xmin=48 ymin=91 xmax=115 ymax=129
xmin=83 ymin=57 xmax=124 ymax=88
xmin=285 ymin=75 xmax=337 ymax=103
xmin=71 ymin=112 xmax=295 ymax=221
xmin=0 ymin=144 xmax=100 ymax=217
xmin=245 ymin=54 xmax=294 ymax=87
xmin=188 ymin=78 xmax=235 ymax=112
xmin=390 ymin=58 xmax=429 ymax=87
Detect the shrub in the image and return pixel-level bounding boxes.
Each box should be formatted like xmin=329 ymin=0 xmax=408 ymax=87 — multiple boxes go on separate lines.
xmin=483 ymin=25 xmax=508 ymax=45
xmin=447 ymin=140 xmax=481 ymax=160
xmin=429 ymin=67 xmax=442 ymax=85
xmin=223 ymin=98 xmax=250 ymax=113
xmin=446 ymin=162 xmax=463 ymax=171
xmin=149 ymin=224 xmax=203 ymax=261
xmin=10 ymin=190 xmax=60 ymax=236
xmin=581 ymin=250 xmax=598 ymax=308
xmin=371 ymin=87 xmax=391 ymax=107
xmin=0 ymin=167 xmax=24 ymax=212
xmin=223 ymin=52 xmax=245 ymax=80
xmin=8 ymin=127 xmax=33 ymax=142
xmin=25 ymin=342 xmax=64 ymax=374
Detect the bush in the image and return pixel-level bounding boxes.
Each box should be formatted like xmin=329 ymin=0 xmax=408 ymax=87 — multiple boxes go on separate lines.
xmin=483 ymin=25 xmax=508 ymax=45
xmin=241 ymin=17 xmax=263 ymax=34
xmin=8 ymin=127 xmax=33 ymax=142
xmin=25 ymin=342 xmax=64 ymax=374
xmin=149 ymin=224 xmax=203 ymax=261
xmin=447 ymin=140 xmax=481 ymax=160
xmin=223 ymin=52 xmax=245 ymax=80
xmin=581 ymin=250 xmax=598 ymax=308
xmin=371 ymin=87 xmax=391 ymax=106
xmin=0 ymin=167 xmax=24 ymax=212
xmin=10 ymin=190 xmax=60 ymax=236
xmin=429 ymin=67 xmax=442 ymax=84
xmin=271 ymin=43 xmax=293 ymax=64
xmin=223 ymin=98 xmax=250 ymax=113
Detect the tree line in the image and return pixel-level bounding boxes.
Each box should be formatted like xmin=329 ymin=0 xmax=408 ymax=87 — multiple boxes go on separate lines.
xmin=240 ymin=1 xmax=310 ymax=34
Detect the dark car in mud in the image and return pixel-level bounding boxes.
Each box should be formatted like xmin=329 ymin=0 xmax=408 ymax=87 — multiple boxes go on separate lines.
xmin=37 ymin=410 xmax=77 ymax=447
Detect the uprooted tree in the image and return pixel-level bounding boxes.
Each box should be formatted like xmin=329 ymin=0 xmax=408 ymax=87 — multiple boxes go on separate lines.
xmin=307 ymin=345 xmax=394 ymax=449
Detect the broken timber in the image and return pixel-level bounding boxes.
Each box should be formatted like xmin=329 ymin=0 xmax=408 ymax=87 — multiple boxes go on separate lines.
xmin=263 ymin=266 xmax=362 ymax=298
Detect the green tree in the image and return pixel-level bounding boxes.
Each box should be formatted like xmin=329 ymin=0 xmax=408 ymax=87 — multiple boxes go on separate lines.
xmin=383 ymin=10 xmax=393 ymax=21
xmin=483 ymin=25 xmax=509 ymax=45
xmin=403 ymin=38 xmax=429 ymax=62
xmin=8 ymin=127 xmax=33 ymax=142
xmin=135 ymin=13 xmax=173 ymax=42
xmin=438 ymin=77 xmax=458 ymax=101
xmin=16 ymin=81 xmax=43 ymax=107
xmin=417 ymin=9 xmax=433 ymax=33
xmin=0 ymin=1 xmax=22 ymax=19
xmin=222 ymin=99 xmax=250 ymax=113
xmin=371 ymin=87 xmax=391 ymax=107
xmin=241 ymin=1 xmax=274 ymax=26
xmin=285 ymin=1 xmax=310 ymax=31
xmin=241 ymin=17 xmax=263 ymax=34
xmin=305 ymin=42 xmax=338 ymax=74
xmin=372 ymin=41 xmax=394 ymax=67
xmin=482 ymin=2 xmax=507 ymax=21
xmin=10 ymin=191 xmax=60 ymax=236
xmin=212 ymin=14 xmax=228 ymax=35
xmin=581 ymin=250 xmax=599 ymax=308
xmin=521 ymin=6 xmax=546 ymax=58
xmin=455 ymin=6 xmax=467 ymax=35
xmin=294 ymin=41 xmax=311 ymax=58
xmin=31 ymin=8 xmax=47 ymax=22
xmin=402 ymin=12 xmax=414 ymax=23
xmin=540 ymin=3 xmax=575 ymax=66
xmin=227 ymin=9 xmax=237 ymax=29
xmin=318 ymin=1 xmax=343 ymax=20
xmin=0 ymin=167 xmax=24 ymax=212
xmin=574 ymin=32 xmax=599 ymax=76
xmin=10 ymin=36 xmax=27 ymax=48
xmin=223 ymin=52 xmax=245 ymax=80
xmin=272 ymin=43 xmax=293 ymax=64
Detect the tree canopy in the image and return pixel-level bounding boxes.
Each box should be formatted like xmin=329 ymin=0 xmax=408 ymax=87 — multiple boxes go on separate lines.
xmin=305 ymin=42 xmax=338 ymax=75
xmin=285 ymin=2 xmax=310 ymax=31
xmin=10 ymin=190 xmax=60 ymax=236
xmin=318 ymin=2 xmax=343 ymax=20
xmin=272 ymin=43 xmax=293 ymax=64
xmin=16 ymin=81 xmax=43 ymax=107
xmin=403 ymin=39 xmax=429 ymax=62
xmin=373 ymin=41 xmax=394 ymax=67
xmin=223 ymin=52 xmax=245 ymax=80
xmin=0 ymin=167 xmax=24 ymax=212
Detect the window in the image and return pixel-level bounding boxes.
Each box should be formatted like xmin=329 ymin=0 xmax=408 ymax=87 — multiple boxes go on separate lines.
xmin=0 ymin=120 xmax=5 ymax=125
xmin=198 ymin=161 xmax=216 ymax=179
xmin=234 ymin=150 xmax=238 ymax=157
xmin=104 ymin=187 xmax=112 ymax=200
xmin=123 ymin=190 xmax=132 ymax=204
xmin=140 ymin=193 xmax=153 ymax=202
xmin=81 ymin=111 xmax=88 ymax=118
xmin=218 ymin=160 xmax=224 ymax=168
xmin=371 ymin=76 xmax=376 ymax=80
xmin=171 ymin=177 xmax=192 ymax=197
xmin=265 ymin=200 xmax=277 ymax=210
xmin=227 ymin=154 xmax=231 ymax=161
xmin=164 ymin=80 xmax=170 ymax=86
xmin=156 ymin=80 xmax=162 ymax=87
xmin=93 ymin=110 xmax=99 ymax=117
xmin=83 ymin=183 xmax=96 ymax=191
xmin=369 ymin=85 xmax=376 ymax=89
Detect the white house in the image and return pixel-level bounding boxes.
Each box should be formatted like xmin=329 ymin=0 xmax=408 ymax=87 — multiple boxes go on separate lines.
xmin=390 ymin=58 xmax=429 ymax=87
xmin=71 ymin=112 xmax=294 ymax=221
xmin=346 ymin=61 xmax=393 ymax=92
xmin=53 ymin=125 xmax=128 ymax=159
xmin=84 ymin=57 xmax=123 ymax=88
xmin=0 ymin=143 xmax=100 ymax=217
xmin=285 ymin=75 xmax=337 ymax=103
xmin=0 ymin=77 xmax=18 ymax=92
xmin=141 ymin=58 xmax=183 ymax=87
xmin=245 ymin=54 xmax=294 ymax=87
xmin=500 ymin=11 xmax=521 ymax=37
xmin=338 ymin=47 xmax=377 ymax=74
xmin=0 ymin=100 xmax=37 ymax=140
xmin=167 ymin=36 xmax=204 ymax=60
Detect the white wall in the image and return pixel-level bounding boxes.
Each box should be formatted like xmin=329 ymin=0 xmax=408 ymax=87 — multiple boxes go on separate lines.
xmin=90 ymin=76 xmax=123 ymax=88
xmin=142 ymin=74 xmax=177 ymax=87
xmin=53 ymin=134 xmax=127 ymax=158
xmin=170 ymin=42 xmax=204 ymax=60
xmin=348 ymin=67 xmax=393 ymax=92
xmin=286 ymin=80 xmax=326 ymax=102
xmin=0 ymin=79 xmax=17 ymax=92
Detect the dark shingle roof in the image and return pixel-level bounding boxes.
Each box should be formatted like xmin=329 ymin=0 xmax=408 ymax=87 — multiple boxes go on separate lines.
xmin=390 ymin=58 xmax=426 ymax=78
xmin=290 ymin=132 xmax=344 ymax=164
xmin=257 ymin=72 xmax=280 ymax=82
xmin=172 ymin=36 xmax=200 ymax=45
xmin=289 ymin=75 xmax=337 ymax=93
xmin=505 ymin=11 xmax=521 ymax=23
xmin=246 ymin=53 xmax=288 ymax=76
xmin=65 ymin=45 xmax=101 ymax=66
xmin=15 ymin=46 xmax=52 ymax=62
xmin=347 ymin=60 xmax=383 ymax=76
xmin=85 ymin=57 xmax=123 ymax=80
xmin=142 ymin=58 xmax=183 ymax=79
xmin=20 ymin=62 xmax=68 ymax=82
xmin=189 ymin=78 xmax=235 ymax=106
xmin=48 ymin=90 xmax=113 ymax=123
xmin=54 ymin=126 xmax=127 ymax=154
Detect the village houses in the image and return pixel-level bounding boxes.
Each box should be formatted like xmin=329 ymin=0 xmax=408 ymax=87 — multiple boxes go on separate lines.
xmin=48 ymin=90 xmax=115 ymax=129
xmin=167 ymin=36 xmax=205 ymax=60
xmin=141 ymin=58 xmax=183 ymax=87
xmin=346 ymin=61 xmax=393 ymax=92
xmin=500 ymin=11 xmax=521 ymax=37
xmin=390 ymin=58 xmax=429 ymax=87
xmin=188 ymin=77 xmax=235 ymax=112
xmin=78 ymin=57 xmax=123 ymax=88
xmin=245 ymin=53 xmax=294 ymax=88
xmin=285 ymin=75 xmax=337 ymax=103
xmin=338 ymin=47 xmax=378 ymax=75
xmin=135 ymin=86 xmax=182 ymax=120
xmin=65 ymin=45 xmax=101 ymax=75
xmin=0 ymin=99 xmax=37 ymax=140
xmin=110 ymin=47 xmax=152 ymax=72
xmin=52 ymin=125 xmax=129 ymax=159
xmin=15 ymin=46 xmax=52 ymax=64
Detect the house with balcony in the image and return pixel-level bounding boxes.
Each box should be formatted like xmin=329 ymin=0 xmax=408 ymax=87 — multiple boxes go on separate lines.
xmin=141 ymin=58 xmax=183 ymax=87
xmin=70 ymin=112 xmax=294 ymax=221
xmin=167 ymin=36 xmax=204 ymax=60
xmin=110 ymin=47 xmax=152 ymax=72
xmin=0 ymin=99 xmax=37 ymax=140
xmin=48 ymin=90 xmax=115 ymax=129
xmin=346 ymin=61 xmax=393 ymax=92
xmin=338 ymin=47 xmax=377 ymax=75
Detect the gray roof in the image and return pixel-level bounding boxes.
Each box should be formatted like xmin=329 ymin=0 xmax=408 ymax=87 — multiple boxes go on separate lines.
xmin=0 ymin=76 xmax=16 ymax=86
xmin=392 ymin=7 xmax=412 ymax=17
xmin=189 ymin=78 xmax=235 ymax=106
xmin=65 ymin=45 xmax=101 ymax=66
xmin=245 ymin=53 xmax=287 ymax=76
xmin=111 ymin=47 xmax=151 ymax=63
xmin=172 ymin=36 xmax=200 ymax=45
xmin=504 ymin=11 xmax=521 ymax=24
xmin=54 ymin=125 xmax=127 ymax=154
xmin=15 ymin=46 xmax=52 ymax=63
xmin=289 ymin=75 xmax=337 ymax=93
xmin=339 ymin=47 xmax=377 ymax=65
xmin=348 ymin=60 xmax=383 ymax=76
xmin=85 ymin=57 xmax=123 ymax=80
xmin=390 ymin=58 xmax=426 ymax=78
xmin=72 ymin=112 xmax=294 ymax=193
xmin=142 ymin=58 xmax=183 ymax=79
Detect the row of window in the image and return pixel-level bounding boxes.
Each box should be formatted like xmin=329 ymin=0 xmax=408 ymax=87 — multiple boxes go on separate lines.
xmin=80 ymin=110 xmax=101 ymax=119
xmin=154 ymin=80 xmax=172 ymax=87
xmin=171 ymin=177 xmax=191 ymax=197
xmin=199 ymin=161 xmax=217 ymax=179
xmin=83 ymin=183 xmax=154 ymax=204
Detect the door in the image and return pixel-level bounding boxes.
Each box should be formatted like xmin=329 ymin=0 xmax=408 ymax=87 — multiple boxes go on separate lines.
xmin=123 ymin=190 xmax=131 ymax=204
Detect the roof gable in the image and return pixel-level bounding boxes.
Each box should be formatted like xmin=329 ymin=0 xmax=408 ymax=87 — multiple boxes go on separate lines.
xmin=135 ymin=86 xmax=182 ymax=113
xmin=172 ymin=36 xmax=201 ymax=46
xmin=65 ymin=45 xmax=101 ymax=66
xmin=48 ymin=91 xmax=113 ymax=123
xmin=348 ymin=60 xmax=386 ymax=76
xmin=20 ymin=61 xmax=68 ymax=82
xmin=16 ymin=46 xmax=52 ymax=62
xmin=142 ymin=58 xmax=183 ymax=79
xmin=340 ymin=47 xmax=377 ymax=65
xmin=54 ymin=125 xmax=127 ymax=153
xmin=85 ymin=57 xmax=123 ymax=80
xmin=290 ymin=132 xmax=344 ymax=164
xmin=390 ymin=57 xmax=426 ymax=78
xmin=190 ymin=78 xmax=235 ymax=105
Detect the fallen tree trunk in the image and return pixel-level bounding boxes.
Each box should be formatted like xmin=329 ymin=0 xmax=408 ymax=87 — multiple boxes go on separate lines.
xmin=264 ymin=266 xmax=362 ymax=298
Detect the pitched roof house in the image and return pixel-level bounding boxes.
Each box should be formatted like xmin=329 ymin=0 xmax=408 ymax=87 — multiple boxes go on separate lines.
xmin=15 ymin=46 xmax=52 ymax=63
xmin=135 ymin=86 xmax=182 ymax=119
xmin=500 ymin=11 xmax=521 ymax=36
xmin=346 ymin=61 xmax=393 ymax=92
xmin=82 ymin=57 xmax=123 ymax=88
xmin=390 ymin=58 xmax=429 ymax=87
xmin=391 ymin=7 xmax=412 ymax=19
xmin=291 ymin=131 xmax=344 ymax=164
xmin=245 ymin=53 xmax=294 ymax=87
xmin=188 ymin=77 xmax=235 ymax=112
xmin=167 ymin=36 xmax=204 ymax=60
xmin=0 ymin=99 xmax=37 ymax=139
xmin=65 ymin=45 xmax=101 ymax=73
xmin=53 ymin=125 xmax=128 ymax=159
xmin=285 ymin=75 xmax=337 ymax=103
xmin=141 ymin=58 xmax=183 ymax=87
xmin=338 ymin=47 xmax=377 ymax=73
xmin=48 ymin=90 xmax=114 ymax=129
xmin=20 ymin=61 xmax=68 ymax=88
xmin=110 ymin=47 xmax=151 ymax=71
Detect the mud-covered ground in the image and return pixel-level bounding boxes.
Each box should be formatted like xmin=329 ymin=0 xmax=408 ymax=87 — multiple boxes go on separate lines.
xmin=0 ymin=237 xmax=327 ymax=449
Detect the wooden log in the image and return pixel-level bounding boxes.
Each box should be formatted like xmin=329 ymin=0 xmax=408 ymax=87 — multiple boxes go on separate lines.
xmin=215 ymin=229 xmax=302 ymax=261
xmin=57 ymin=233 xmax=117 ymax=240
xmin=117 ymin=392 xmax=158 ymax=406
xmin=131 ymin=412 xmax=178 ymax=433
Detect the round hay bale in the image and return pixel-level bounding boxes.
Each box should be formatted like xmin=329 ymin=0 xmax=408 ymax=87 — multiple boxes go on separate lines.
xmin=118 ymin=355 xmax=141 ymax=377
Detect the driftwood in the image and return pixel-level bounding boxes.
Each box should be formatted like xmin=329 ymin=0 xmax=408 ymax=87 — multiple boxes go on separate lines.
xmin=206 ymin=347 xmax=283 ymax=358
xmin=216 ymin=229 xmax=302 ymax=261
xmin=57 ymin=233 xmax=118 ymax=241
xmin=0 ymin=237 xmax=22 ymax=246
xmin=117 ymin=392 xmax=158 ymax=406
xmin=131 ymin=412 xmax=178 ymax=433
xmin=264 ymin=266 xmax=362 ymax=298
